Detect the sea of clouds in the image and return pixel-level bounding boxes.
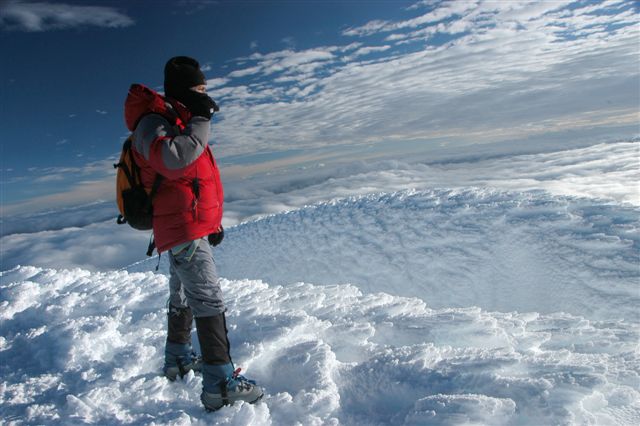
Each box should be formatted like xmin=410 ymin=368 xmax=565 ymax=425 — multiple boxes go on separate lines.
xmin=1 ymin=139 xmax=637 ymax=272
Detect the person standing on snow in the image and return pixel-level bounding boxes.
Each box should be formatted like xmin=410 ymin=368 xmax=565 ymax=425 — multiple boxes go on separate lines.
xmin=123 ymin=56 xmax=263 ymax=411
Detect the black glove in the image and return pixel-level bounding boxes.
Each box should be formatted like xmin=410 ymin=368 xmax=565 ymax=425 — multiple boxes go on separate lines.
xmin=177 ymin=89 xmax=219 ymax=120
xmin=208 ymin=226 xmax=224 ymax=247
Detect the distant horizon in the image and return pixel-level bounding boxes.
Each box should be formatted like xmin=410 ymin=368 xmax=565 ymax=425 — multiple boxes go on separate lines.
xmin=2 ymin=132 xmax=637 ymax=218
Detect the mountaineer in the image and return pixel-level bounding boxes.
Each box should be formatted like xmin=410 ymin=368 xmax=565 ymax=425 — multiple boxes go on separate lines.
xmin=122 ymin=56 xmax=263 ymax=411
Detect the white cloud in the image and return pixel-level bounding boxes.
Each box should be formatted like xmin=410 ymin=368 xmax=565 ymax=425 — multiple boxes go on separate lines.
xmin=407 ymin=0 xmax=439 ymax=11
xmin=203 ymin=0 xmax=638 ymax=158
xmin=96 ymin=109 xmax=108 ymax=115
xmin=263 ymin=49 xmax=335 ymax=75
xmin=343 ymin=0 xmax=478 ymax=37
xmin=0 ymin=219 xmax=150 ymax=271
xmin=336 ymin=42 xmax=363 ymax=52
xmin=1 ymin=176 xmax=114 ymax=217
xmin=342 ymin=19 xmax=388 ymax=37
xmin=228 ymin=65 xmax=263 ymax=78
xmin=0 ymin=1 xmax=134 ymax=32
xmin=1 ymin=200 xmax=116 ymax=236
xmin=33 ymin=173 xmax=65 ymax=183
xmin=205 ymin=77 xmax=230 ymax=88
xmin=213 ymin=48 xmax=338 ymax=103
xmin=350 ymin=45 xmax=392 ymax=58
xmin=234 ymin=48 xmax=336 ymax=76
xmin=1 ymin=158 xmax=117 ymax=217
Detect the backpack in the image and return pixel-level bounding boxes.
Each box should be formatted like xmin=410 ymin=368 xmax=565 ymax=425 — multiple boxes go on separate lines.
xmin=114 ymin=136 xmax=163 ymax=233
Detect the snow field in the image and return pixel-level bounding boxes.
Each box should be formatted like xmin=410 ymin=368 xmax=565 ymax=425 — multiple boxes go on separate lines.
xmin=211 ymin=188 xmax=639 ymax=322
xmin=1 ymin=263 xmax=639 ymax=425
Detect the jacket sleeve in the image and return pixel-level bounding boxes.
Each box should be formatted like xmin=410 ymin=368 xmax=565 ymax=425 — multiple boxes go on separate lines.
xmin=132 ymin=114 xmax=210 ymax=180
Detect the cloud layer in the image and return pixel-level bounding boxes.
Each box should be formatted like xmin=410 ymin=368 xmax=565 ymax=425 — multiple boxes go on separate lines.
xmin=0 ymin=1 xmax=134 ymax=32
xmin=1 ymin=139 xmax=636 ymax=271
xmin=206 ymin=0 xmax=638 ymax=158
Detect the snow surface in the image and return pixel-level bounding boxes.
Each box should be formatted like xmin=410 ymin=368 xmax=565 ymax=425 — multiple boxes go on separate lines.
xmin=208 ymin=188 xmax=639 ymax=322
xmin=1 ymin=140 xmax=639 ymax=424
xmin=2 ymin=263 xmax=639 ymax=425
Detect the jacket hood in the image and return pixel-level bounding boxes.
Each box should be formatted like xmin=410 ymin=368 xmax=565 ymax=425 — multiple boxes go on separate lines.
xmin=124 ymin=84 xmax=169 ymax=131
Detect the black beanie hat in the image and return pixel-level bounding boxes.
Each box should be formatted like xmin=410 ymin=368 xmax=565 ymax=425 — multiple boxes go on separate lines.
xmin=164 ymin=56 xmax=206 ymax=99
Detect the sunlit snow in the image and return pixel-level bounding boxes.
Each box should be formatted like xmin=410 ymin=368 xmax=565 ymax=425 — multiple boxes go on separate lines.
xmin=2 ymin=263 xmax=639 ymax=425
xmin=1 ymin=140 xmax=639 ymax=425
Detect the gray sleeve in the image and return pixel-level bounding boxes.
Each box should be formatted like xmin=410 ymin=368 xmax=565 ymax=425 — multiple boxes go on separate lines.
xmin=133 ymin=114 xmax=210 ymax=170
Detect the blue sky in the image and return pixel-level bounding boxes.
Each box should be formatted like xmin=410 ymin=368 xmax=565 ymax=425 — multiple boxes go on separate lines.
xmin=0 ymin=0 xmax=638 ymax=215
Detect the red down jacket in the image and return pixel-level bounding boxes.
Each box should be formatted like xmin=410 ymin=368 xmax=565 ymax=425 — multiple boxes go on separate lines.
xmin=124 ymin=84 xmax=223 ymax=253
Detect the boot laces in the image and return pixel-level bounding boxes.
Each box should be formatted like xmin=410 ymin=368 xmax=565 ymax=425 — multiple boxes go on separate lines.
xmin=229 ymin=368 xmax=256 ymax=391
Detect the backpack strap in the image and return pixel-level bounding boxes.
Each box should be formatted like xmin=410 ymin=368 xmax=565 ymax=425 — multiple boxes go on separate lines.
xmin=113 ymin=138 xmax=137 ymax=188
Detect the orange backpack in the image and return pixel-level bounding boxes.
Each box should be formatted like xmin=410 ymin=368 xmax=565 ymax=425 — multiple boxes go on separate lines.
xmin=114 ymin=136 xmax=162 ymax=232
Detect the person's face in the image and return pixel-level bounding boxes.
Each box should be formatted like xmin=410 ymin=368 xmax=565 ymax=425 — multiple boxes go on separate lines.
xmin=191 ymin=84 xmax=207 ymax=94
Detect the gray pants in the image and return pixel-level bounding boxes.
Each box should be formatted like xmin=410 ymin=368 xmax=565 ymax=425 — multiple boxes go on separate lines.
xmin=168 ymin=237 xmax=225 ymax=317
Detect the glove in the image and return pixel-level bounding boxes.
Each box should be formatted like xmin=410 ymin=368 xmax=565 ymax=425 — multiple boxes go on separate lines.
xmin=208 ymin=226 xmax=224 ymax=247
xmin=178 ymin=89 xmax=219 ymax=120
